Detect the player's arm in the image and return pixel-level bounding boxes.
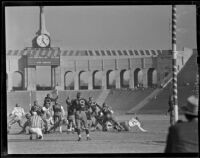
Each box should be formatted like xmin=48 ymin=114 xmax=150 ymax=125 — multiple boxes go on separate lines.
xmin=61 ymin=106 xmax=65 ymax=116
xmin=21 ymin=108 xmax=25 ymax=116
xmin=96 ymin=103 xmax=103 ymax=111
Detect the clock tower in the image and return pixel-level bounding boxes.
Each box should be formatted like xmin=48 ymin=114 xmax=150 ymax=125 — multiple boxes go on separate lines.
xmin=32 ymin=6 xmax=51 ymax=48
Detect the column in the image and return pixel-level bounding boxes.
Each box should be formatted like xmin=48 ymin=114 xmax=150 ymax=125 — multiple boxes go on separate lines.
xmin=32 ymin=67 xmax=36 ymax=90
xmin=59 ymin=67 xmax=64 ymax=90
xmin=51 ymin=67 xmax=55 ymax=89
xmin=142 ymin=69 xmax=148 ymax=88
xmin=101 ymin=70 xmax=107 ymax=90
xmin=7 ymin=72 xmax=13 ymax=91
xmin=74 ymin=71 xmax=79 ymax=90
xmin=24 ymin=67 xmax=28 ymax=90
xmin=88 ymin=71 xmax=93 ymax=90
xmin=115 ymin=70 xmax=121 ymax=89
xmin=129 ymin=69 xmax=134 ymax=89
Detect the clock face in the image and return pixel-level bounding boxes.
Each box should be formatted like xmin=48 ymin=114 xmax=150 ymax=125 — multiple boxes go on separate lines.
xmin=36 ymin=34 xmax=50 ymax=48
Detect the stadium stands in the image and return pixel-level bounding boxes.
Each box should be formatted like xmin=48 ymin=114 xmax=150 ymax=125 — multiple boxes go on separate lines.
xmin=138 ymin=50 xmax=198 ymax=114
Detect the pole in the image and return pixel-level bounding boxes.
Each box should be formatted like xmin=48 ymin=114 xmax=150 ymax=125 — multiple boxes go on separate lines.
xmin=172 ymin=5 xmax=178 ymax=123
xmin=29 ymin=90 xmax=32 ymax=110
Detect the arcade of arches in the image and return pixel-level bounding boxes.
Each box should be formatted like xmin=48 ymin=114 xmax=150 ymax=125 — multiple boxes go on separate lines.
xmin=7 ymin=68 xmax=157 ymax=91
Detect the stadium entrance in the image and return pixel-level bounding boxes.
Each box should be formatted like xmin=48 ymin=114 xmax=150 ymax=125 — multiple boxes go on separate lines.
xmin=25 ymin=48 xmax=60 ymax=91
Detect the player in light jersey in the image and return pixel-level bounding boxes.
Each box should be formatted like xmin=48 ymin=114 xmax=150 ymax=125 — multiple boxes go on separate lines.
xmin=44 ymin=112 xmax=54 ymax=133
xmin=29 ymin=109 xmax=44 ymax=140
xmin=127 ymin=117 xmax=147 ymax=132
xmin=8 ymin=104 xmax=25 ymax=131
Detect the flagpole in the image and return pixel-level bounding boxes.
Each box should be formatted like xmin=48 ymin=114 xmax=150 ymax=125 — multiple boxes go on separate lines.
xmin=29 ymin=90 xmax=32 ymax=110
xmin=172 ymin=5 xmax=178 ymax=123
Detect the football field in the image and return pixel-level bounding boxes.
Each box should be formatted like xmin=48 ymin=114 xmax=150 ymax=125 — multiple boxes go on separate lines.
xmin=7 ymin=114 xmax=185 ymax=154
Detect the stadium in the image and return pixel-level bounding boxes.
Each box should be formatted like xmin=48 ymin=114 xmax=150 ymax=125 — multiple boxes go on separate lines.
xmin=6 ymin=6 xmax=198 ymax=153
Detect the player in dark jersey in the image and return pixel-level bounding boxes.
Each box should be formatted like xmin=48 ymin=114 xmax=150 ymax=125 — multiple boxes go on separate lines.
xmin=72 ymin=92 xmax=91 ymax=141
xmin=50 ymin=100 xmax=65 ymax=133
xmin=100 ymin=103 xmax=124 ymax=131
xmin=44 ymin=93 xmax=58 ymax=106
xmin=66 ymin=96 xmax=76 ymax=132
xmin=30 ymin=101 xmax=43 ymax=116
xmin=87 ymin=97 xmax=102 ymax=130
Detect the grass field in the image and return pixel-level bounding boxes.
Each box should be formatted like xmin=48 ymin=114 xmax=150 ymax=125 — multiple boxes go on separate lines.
xmin=7 ymin=114 xmax=186 ymax=154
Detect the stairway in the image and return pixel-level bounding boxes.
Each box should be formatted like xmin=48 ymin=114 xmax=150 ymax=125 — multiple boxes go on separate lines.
xmin=127 ymin=49 xmax=194 ymax=114
xmin=96 ymin=90 xmax=110 ymax=105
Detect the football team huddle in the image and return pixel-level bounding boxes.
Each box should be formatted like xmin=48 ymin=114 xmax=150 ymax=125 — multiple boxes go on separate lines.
xmin=7 ymin=92 xmax=147 ymax=141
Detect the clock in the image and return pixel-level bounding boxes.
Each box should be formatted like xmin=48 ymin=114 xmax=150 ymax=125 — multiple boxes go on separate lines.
xmin=36 ymin=34 xmax=50 ymax=48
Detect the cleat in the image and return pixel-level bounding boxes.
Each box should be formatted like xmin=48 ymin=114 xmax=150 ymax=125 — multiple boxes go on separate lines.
xmin=86 ymin=137 xmax=91 ymax=141
xmin=78 ymin=137 xmax=81 ymax=141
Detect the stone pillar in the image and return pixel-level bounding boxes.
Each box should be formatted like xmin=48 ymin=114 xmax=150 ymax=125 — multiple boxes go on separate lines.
xmin=102 ymin=70 xmax=107 ymax=90
xmin=32 ymin=67 xmax=36 ymax=90
xmin=142 ymin=68 xmax=148 ymax=88
xmin=129 ymin=69 xmax=134 ymax=89
xmin=24 ymin=67 xmax=28 ymax=90
xmin=115 ymin=70 xmax=121 ymax=89
xmin=7 ymin=72 xmax=13 ymax=91
xmin=88 ymin=71 xmax=93 ymax=90
xmin=74 ymin=71 xmax=79 ymax=90
xmin=51 ymin=67 xmax=55 ymax=89
xmin=59 ymin=67 xmax=64 ymax=90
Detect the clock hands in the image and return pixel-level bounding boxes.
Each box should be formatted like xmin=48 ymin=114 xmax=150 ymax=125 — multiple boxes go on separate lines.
xmin=42 ymin=38 xmax=47 ymax=46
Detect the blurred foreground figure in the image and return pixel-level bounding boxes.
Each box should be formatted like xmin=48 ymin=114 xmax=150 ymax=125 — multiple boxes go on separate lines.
xmin=165 ymin=95 xmax=199 ymax=153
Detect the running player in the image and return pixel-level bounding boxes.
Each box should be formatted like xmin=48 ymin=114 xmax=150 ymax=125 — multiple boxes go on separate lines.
xmin=100 ymin=103 xmax=124 ymax=131
xmin=50 ymin=100 xmax=65 ymax=133
xmin=72 ymin=92 xmax=91 ymax=141
xmin=8 ymin=104 xmax=25 ymax=132
xmin=66 ymin=97 xmax=76 ymax=132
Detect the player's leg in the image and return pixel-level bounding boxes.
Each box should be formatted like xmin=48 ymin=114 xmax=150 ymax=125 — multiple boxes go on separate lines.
xmin=82 ymin=112 xmax=91 ymax=140
xmin=136 ymin=122 xmax=147 ymax=132
xmin=29 ymin=128 xmax=37 ymax=140
xmin=75 ymin=118 xmax=81 ymax=141
xmin=8 ymin=117 xmax=18 ymax=128
xmin=17 ymin=118 xmax=24 ymax=128
xmin=35 ymin=128 xmax=43 ymax=140
xmin=18 ymin=120 xmax=29 ymax=134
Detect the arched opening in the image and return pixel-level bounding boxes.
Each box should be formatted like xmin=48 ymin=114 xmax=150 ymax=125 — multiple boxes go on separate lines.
xmin=107 ymin=70 xmax=116 ymax=89
xmin=120 ymin=69 xmax=130 ymax=88
xmin=79 ymin=71 xmax=89 ymax=90
xmin=134 ymin=68 xmax=143 ymax=87
xmin=12 ymin=71 xmax=23 ymax=90
xmin=147 ymin=68 xmax=157 ymax=87
xmin=64 ymin=71 xmax=74 ymax=90
xmin=93 ymin=70 xmax=102 ymax=89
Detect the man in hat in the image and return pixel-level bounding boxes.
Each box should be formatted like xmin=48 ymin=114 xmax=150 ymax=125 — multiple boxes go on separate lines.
xmin=165 ymin=95 xmax=199 ymax=153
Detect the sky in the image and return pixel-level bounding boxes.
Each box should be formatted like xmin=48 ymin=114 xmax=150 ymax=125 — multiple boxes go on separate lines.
xmin=5 ymin=5 xmax=197 ymax=51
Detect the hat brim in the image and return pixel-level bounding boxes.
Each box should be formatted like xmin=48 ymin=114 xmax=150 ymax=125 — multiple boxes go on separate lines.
xmin=181 ymin=106 xmax=198 ymax=116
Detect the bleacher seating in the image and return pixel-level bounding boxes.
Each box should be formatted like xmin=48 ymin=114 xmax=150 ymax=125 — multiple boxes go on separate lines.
xmin=138 ymin=50 xmax=198 ymax=114
xmin=105 ymin=88 xmax=154 ymax=114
